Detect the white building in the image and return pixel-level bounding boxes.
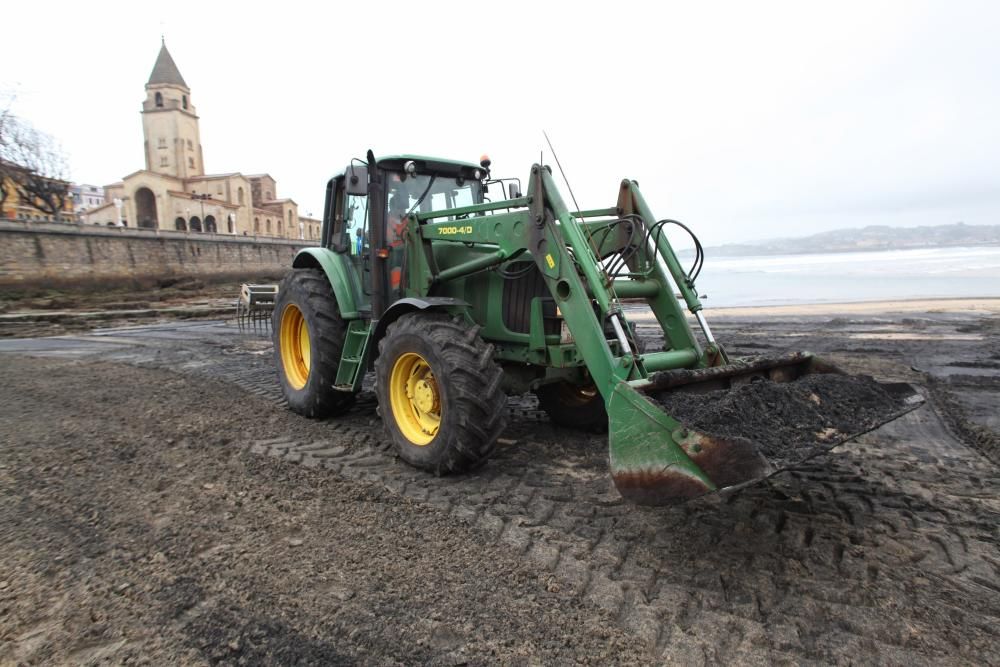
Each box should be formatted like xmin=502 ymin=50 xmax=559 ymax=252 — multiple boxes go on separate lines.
xmin=70 ymin=184 xmax=106 ymax=218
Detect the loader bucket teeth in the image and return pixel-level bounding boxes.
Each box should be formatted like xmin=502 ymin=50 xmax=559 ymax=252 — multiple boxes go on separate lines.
xmin=236 ymin=283 xmax=279 ymax=336
xmin=607 ymin=353 xmax=925 ymax=506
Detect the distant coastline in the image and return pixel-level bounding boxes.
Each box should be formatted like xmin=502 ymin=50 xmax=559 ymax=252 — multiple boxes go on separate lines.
xmin=679 ymin=222 xmax=1000 ymax=258
xmin=686 ymin=245 xmax=1000 ymax=308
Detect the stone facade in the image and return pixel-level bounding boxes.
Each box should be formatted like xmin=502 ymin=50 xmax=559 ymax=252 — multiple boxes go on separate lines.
xmin=0 ymin=219 xmax=303 ymax=291
xmin=81 ymin=40 xmax=320 ymax=243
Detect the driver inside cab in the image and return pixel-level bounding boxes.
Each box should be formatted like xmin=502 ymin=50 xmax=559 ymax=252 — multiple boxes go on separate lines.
xmin=386 ymin=182 xmax=413 ymax=292
xmin=387 ymin=190 xmax=410 ymax=248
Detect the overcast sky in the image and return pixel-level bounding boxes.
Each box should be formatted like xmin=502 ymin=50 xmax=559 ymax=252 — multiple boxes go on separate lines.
xmin=4 ymin=1 xmax=999 ymax=245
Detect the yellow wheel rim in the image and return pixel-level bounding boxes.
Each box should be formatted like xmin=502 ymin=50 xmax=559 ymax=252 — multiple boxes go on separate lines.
xmin=570 ymin=384 xmax=599 ymax=404
xmin=389 ymin=352 xmax=441 ymax=446
xmin=279 ymin=304 xmax=311 ymax=390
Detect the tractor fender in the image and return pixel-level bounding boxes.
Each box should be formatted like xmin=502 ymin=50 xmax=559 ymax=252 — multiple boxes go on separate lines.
xmin=372 ymin=297 xmax=470 ymax=352
xmin=291 ymin=248 xmax=360 ymax=319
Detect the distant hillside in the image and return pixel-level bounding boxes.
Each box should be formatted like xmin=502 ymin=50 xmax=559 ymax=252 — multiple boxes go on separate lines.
xmin=689 ymin=223 xmax=1000 ymax=257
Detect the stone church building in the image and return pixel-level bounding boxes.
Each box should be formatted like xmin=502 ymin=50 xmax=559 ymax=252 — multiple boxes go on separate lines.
xmin=83 ymin=41 xmax=321 ymax=241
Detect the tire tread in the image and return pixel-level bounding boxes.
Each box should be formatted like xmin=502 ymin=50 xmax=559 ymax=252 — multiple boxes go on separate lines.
xmin=272 ymin=269 xmax=355 ymax=418
xmin=375 ymin=314 xmax=506 ymax=474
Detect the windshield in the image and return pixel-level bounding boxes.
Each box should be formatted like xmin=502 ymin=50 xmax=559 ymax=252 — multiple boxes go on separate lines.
xmin=385 ymin=172 xmax=482 ymax=223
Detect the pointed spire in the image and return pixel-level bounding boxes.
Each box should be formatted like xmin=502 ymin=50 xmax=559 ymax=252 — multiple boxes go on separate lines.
xmin=147 ymin=40 xmax=188 ymax=88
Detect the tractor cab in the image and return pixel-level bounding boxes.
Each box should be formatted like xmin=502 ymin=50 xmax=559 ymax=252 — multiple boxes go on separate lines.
xmin=321 ymin=154 xmax=487 ymax=314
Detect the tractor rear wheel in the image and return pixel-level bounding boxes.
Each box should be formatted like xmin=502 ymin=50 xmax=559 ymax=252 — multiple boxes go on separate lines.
xmin=272 ymin=268 xmax=355 ymax=418
xmin=375 ymin=313 xmax=506 ymax=474
xmin=536 ymin=381 xmax=608 ymax=432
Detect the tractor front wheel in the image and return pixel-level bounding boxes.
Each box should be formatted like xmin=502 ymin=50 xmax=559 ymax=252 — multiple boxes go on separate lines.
xmin=375 ymin=314 xmax=506 ymax=474
xmin=272 ymin=268 xmax=355 ymax=418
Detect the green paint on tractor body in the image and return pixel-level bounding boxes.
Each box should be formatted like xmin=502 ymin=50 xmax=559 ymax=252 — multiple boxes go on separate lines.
xmin=286 ymin=152 xmax=921 ymax=505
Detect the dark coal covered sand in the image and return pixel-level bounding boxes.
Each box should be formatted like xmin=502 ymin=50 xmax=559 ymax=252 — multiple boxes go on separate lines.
xmin=654 ymin=373 xmax=907 ymax=467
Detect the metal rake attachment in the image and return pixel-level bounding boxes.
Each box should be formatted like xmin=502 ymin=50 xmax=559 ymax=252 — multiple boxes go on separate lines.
xmin=237 ymin=283 xmax=279 ymax=334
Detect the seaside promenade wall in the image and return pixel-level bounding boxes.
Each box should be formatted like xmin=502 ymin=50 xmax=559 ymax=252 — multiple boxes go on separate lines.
xmin=0 ymin=220 xmax=310 ymax=291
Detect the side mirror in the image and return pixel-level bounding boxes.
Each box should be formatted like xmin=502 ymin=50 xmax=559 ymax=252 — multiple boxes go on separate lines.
xmin=346 ymin=165 xmax=369 ymax=196
xmin=508 ymin=183 xmax=521 ymax=199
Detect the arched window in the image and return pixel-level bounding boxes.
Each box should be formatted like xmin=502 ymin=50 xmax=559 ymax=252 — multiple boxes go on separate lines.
xmin=155 ymin=92 xmax=163 ymax=107
xmin=204 ymin=215 xmax=217 ymax=233
xmin=189 ymin=216 xmax=202 ymax=232
xmin=175 ymin=217 xmax=187 ymax=231
xmin=182 ymin=95 xmax=188 ymax=110
xmin=135 ymin=187 xmax=158 ymax=228
xmin=227 ymin=217 xmax=234 ymax=234
xmin=237 ymin=187 xmax=244 ymax=204
xmin=254 ymin=217 xmax=260 ymax=233
xmin=278 ymin=220 xmax=283 ymax=235
xmin=266 ymin=219 xmax=272 ymax=234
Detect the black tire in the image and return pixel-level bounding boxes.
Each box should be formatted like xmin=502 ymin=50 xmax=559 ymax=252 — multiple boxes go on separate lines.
xmin=272 ymin=268 xmax=355 ymax=418
xmin=536 ymin=382 xmax=608 ymax=433
xmin=375 ymin=313 xmax=506 ymax=475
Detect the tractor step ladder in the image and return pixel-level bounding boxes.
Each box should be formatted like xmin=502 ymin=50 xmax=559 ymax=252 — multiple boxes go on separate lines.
xmin=334 ymin=320 xmax=372 ymax=392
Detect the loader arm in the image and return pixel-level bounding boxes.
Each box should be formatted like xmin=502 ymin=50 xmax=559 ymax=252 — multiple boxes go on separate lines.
xmin=408 ymin=164 xmax=736 ymax=501
xmin=406 ymin=163 xmax=922 ymax=505
xmin=410 ymin=166 xmax=710 ymax=389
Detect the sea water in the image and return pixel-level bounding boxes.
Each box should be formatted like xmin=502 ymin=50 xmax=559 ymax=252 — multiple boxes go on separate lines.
xmin=685 ymin=246 xmax=1000 ymax=307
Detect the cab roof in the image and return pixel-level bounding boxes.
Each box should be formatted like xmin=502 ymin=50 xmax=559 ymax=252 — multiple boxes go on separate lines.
xmin=377 ymin=154 xmax=481 ymax=170
xmin=332 ymin=154 xmax=482 ymax=181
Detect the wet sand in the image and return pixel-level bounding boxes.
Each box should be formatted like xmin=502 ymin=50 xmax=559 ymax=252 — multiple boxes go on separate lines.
xmin=0 ymin=299 xmax=997 ymax=663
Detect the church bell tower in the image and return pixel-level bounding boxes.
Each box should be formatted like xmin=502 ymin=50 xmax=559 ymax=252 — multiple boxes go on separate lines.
xmin=141 ymin=40 xmax=204 ymax=179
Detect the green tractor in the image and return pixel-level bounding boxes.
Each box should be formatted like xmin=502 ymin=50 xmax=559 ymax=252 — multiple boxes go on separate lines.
xmin=272 ymin=151 xmax=919 ymax=505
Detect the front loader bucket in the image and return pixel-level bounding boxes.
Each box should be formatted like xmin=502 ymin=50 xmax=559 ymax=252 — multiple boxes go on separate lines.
xmin=607 ymin=352 xmax=924 ymax=505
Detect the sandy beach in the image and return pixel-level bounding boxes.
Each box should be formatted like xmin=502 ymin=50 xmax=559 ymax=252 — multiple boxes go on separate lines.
xmin=0 ymin=296 xmax=997 ymax=663
xmin=706 ymin=296 xmax=1000 ymax=317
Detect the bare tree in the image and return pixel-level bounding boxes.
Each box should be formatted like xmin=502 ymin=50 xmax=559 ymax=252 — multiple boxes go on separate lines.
xmin=0 ymin=99 xmax=17 ymax=214
xmin=0 ymin=101 xmax=71 ymax=219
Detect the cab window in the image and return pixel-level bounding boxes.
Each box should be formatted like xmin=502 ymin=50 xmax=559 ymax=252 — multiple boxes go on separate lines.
xmin=386 ymin=173 xmax=482 ymax=225
xmin=344 ymin=192 xmax=368 ymax=255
